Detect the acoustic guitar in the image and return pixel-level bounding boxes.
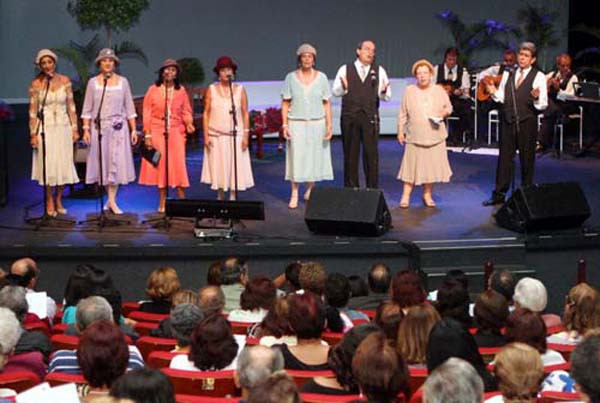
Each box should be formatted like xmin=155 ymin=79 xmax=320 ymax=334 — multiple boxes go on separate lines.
xmin=477 ymin=75 xmax=502 ymax=102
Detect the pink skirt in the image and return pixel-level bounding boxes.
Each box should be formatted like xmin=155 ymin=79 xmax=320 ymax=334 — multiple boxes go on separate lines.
xmin=397 ymin=141 xmax=452 ymax=185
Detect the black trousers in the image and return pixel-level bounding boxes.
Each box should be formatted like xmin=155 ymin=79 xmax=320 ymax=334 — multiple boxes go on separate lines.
xmin=449 ymin=96 xmax=473 ymax=140
xmin=494 ymin=116 xmax=537 ymax=195
xmin=538 ymin=98 xmax=578 ymax=148
xmin=341 ymin=111 xmax=379 ymax=188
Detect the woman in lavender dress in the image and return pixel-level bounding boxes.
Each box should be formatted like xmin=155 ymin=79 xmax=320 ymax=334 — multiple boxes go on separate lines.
xmin=81 ymin=48 xmax=138 ymax=214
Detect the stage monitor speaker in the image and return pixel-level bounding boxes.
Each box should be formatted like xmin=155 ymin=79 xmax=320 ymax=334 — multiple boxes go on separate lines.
xmin=166 ymin=199 xmax=265 ymax=221
xmin=305 ymin=187 xmax=391 ymax=236
xmin=495 ymin=182 xmax=590 ymax=233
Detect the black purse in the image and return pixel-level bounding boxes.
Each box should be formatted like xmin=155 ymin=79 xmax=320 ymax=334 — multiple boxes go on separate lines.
xmin=140 ymin=142 xmax=161 ymax=167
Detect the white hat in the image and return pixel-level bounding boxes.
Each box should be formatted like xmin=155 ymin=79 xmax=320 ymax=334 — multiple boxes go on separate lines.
xmin=95 ymin=48 xmax=120 ymax=65
xmin=34 ymin=49 xmax=57 ymax=66
xmin=296 ymin=43 xmax=317 ymax=57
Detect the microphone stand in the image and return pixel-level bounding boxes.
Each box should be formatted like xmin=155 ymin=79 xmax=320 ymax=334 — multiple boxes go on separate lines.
xmin=79 ymin=74 xmax=128 ymax=230
xmin=227 ymin=76 xmax=242 ymax=235
xmin=508 ymin=69 xmax=520 ymax=196
xmin=26 ymin=75 xmax=74 ymax=229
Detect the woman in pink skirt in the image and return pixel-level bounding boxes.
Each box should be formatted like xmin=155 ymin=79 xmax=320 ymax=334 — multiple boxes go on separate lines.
xmin=201 ymin=56 xmax=254 ymax=200
xmin=397 ymin=59 xmax=453 ymax=208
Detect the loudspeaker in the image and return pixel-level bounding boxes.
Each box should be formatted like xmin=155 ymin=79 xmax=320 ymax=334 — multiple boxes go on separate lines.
xmin=305 ymin=187 xmax=391 ymax=236
xmin=495 ymin=182 xmax=590 ymax=233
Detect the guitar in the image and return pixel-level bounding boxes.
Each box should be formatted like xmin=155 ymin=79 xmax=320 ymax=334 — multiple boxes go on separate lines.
xmin=477 ymin=75 xmax=503 ymax=102
xmin=438 ymin=79 xmax=458 ymax=97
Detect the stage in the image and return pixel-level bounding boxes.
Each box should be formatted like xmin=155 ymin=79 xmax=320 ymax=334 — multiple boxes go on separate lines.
xmin=1 ymin=118 xmax=599 ymax=312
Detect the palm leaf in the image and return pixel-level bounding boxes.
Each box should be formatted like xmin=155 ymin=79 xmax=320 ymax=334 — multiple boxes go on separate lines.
xmin=571 ymin=23 xmax=600 ymax=41
xmin=114 ymin=40 xmax=148 ymax=66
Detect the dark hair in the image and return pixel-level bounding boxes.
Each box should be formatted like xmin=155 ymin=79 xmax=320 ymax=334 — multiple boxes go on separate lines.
xmin=490 ymin=269 xmax=516 ymax=302
xmin=240 ymin=276 xmax=276 ymax=311
xmin=325 ymin=273 xmax=351 ymax=308
xmin=435 ymin=279 xmax=472 ymax=328
xmin=189 ymin=314 xmax=238 ymax=370
xmin=368 ymin=263 xmax=391 ymax=294
xmin=444 ymin=47 xmax=460 ymax=59
xmin=348 ymin=275 xmax=369 ymax=298
xmin=77 ymin=320 xmax=129 ymax=388
xmin=247 ymin=372 xmax=300 ymax=403
xmin=155 ymin=66 xmax=181 ymax=90
xmin=288 ymin=292 xmax=326 ymax=340
xmin=571 ymin=334 xmax=600 ymax=403
xmin=259 ymin=296 xmax=294 ymax=339
xmin=110 ymin=367 xmax=175 ymax=403
xmin=64 ymin=264 xmax=113 ymax=307
xmin=374 ymin=301 xmax=404 ymax=344
xmin=206 ymin=261 xmax=222 ymax=286
xmin=504 ymin=308 xmax=547 ymax=354
xmin=328 ymin=324 xmax=382 ymax=392
xmin=220 ymin=257 xmax=247 ymax=285
xmin=285 ymin=261 xmax=302 ymax=290
xmin=474 ymin=289 xmax=509 ymax=333
xmin=95 ymin=285 xmax=123 ymax=324
xmin=391 ymin=269 xmax=426 ymax=308
xmin=445 ymin=269 xmax=468 ymax=291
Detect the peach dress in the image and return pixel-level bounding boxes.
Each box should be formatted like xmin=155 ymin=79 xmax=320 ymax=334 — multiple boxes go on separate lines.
xmin=138 ymin=84 xmax=192 ymax=188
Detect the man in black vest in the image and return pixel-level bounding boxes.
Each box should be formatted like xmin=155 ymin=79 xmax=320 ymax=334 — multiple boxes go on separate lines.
xmin=332 ymin=40 xmax=391 ymax=189
xmin=483 ymin=42 xmax=548 ymax=206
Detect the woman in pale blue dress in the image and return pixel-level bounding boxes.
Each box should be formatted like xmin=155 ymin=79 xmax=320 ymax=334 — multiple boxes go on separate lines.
xmin=281 ymin=43 xmax=333 ymax=209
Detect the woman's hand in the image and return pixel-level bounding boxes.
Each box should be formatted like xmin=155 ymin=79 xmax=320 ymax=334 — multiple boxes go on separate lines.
xmin=204 ymin=136 xmax=213 ymax=149
xmin=325 ymin=127 xmax=333 ymax=140
xmin=145 ymin=136 xmax=153 ymax=149
xmin=131 ymin=131 xmax=139 ymax=145
xmin=283 ymin=126 xmax=291 ymax=140
xmin=30 ymin=135 xmax=38 ymax=148
xmin=186 ymin=123 xmax=195 ymax=134
xmin=397 ymin=132 xmax=406 ymax=145
xmin=82 ymin=129 xmax=91 ymax=145
xmin=242 ymin=136 xmax=249 ymax=151
xmin=72 ymin=129 xmax=80 ymax=143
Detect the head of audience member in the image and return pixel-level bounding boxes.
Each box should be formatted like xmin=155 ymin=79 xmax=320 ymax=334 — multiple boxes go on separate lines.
xmin=259 ymin=296 xmax=294 ymax=339
xmin=563 ymin=283 xmax=600 ymax=336
xmin=494 ymin=343 xmax=543 ymax=403
xmin=9 ymin=258 xmax=38 ymax=289
xmin=235 ymin=345 xmax=284 ymax=399
xmin=0 ymin=285 xmax=28 ymax=323
xmin=348 ymin=275 xmax=369 ymax=298
xmin=206 ymin=260 xmax=222 ymax=286
xmin=77 ymin=319 xmax=129 ymax=389
xmin=503 ymin=49 xmax=517 ymax=67
xmin=504 ymin=308 xmax=547 ymax=354
xmin=489 ymin=269 xmax=517 ymax=303
xmin=391 ymin=269 xmax=426 ymax=310
xmin=287 ymin=292 xmax=326 ymax=341
xmin=63 ymin=264 xmax=96 ymax=307
xmin=374 ymin=300 xmax=404 ymax=344
xmin=171 ymin=289 xmax=199 ymax=308
xmin=435 ymin=279 xmax=471 ymax=328
xmin=325 ymin=273 xmax=352 ymax=309
xmin=240 ymin=276 xmax=276 ymax=312
xmin=298 ymin=261 xmax=327 ymax=296
xmin=189 ymin=314 xmax=238 ymax=370
xmin=284 ymin=261 xmax=302 ymax=291
xmin=145 ymin=267 xmax=180 ymax=305
xmin=571 ymin=333 xmax=600 ymax=403
xmin=556 ymin=53 xmax=572 ymax=76
xmin=75 ymin=295 xmax=113 ymax=333
xmin=368 ymin=263 xmax=392 ymax=294
xmin=397 ymin=303 xmax=441 ymax=365
xmin=443 ymin=47 xmax=459 ymax=69
xmin=220 ymin=257 xmax=249 ymax=286
xmin=513 ymin=277 xmax=547 ymax=313
xmin=427 ymin=317 xmax=495 ymax=391
xmin=423 ymin=358 xmax=484 ymax=403
xmin=247 ymin=372 xmax=300 ymax=403
xmin=110 ymin=367 xmax=175 ymax=403
xmin=328 ymin=324 xmax=382 ymax=392
xmin=353 ymin=332 xmax=410 ymax=402
xmin=356 ymin=40 xmax=376 ymax=66
xmin=198 ymin=285 xmax=226 ymax=316
xmin=170 ymin=303 xmax=204 ymax=349
xmin=474 ymin=289 xmax=509 ymax=333
xmin=95 ymin=285 xmax=123 ymax=325
xmin=0 ymin=307 xmax=22 ymax=370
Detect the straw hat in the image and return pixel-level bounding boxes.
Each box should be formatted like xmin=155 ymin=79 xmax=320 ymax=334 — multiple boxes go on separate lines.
xmin=159 ymin=58 xmax=180 ymax=72
xmin=411 ymin=59 xmax=434 ymax=76
xmin=296 ymin=43 xmax=317 ymax=57
xmin=95 ymin=48 xmax=120 ymax=65
xmin=34 ymin=49 xmax=57 ymax=66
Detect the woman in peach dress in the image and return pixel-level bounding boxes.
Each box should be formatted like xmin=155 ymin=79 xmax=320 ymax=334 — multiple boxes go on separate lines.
xmin=139 ymin=59 xmax=195 ymax=212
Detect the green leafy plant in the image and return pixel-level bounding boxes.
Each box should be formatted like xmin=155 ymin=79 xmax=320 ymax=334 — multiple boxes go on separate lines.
xmin=570 ymin=23 xmax=600 ymax=78
xmin=177 ymin=58 xmax=205 ymax=86
xmin=516 ymin=4 xmax=561 ymax=70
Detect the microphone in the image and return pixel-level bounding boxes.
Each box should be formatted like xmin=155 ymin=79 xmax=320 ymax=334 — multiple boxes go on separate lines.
xmin=370 ymin=68 xmax=377 ymax=87
xmin=226 ymin=74 xmax=234 ymax=81
xmin=103 ymin=72 xmax=112 ymax=82
xmin=45 ymin=72 xmax=54 ymax=81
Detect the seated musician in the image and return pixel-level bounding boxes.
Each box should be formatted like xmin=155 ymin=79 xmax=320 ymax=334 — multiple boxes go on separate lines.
xmin=537 ymin=53 xmax=579 ymax=152
xmin=477 ymin=49 xmax=517 ymax=131
xmin=433 ymin=47 xmax=472 ymax=144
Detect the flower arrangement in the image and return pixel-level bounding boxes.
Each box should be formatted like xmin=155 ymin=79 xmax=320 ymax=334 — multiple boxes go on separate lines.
xmin=248 ymin=106 xmax=283 ymax=158
xmin=0 ymin=100 xmax=16 ymax=123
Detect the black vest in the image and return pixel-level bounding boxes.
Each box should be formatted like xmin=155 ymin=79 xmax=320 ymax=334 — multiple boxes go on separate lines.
xmin=341 ymin=62 xmax=379 ymax=118
xmin=549 ymin=70 xmax=573 ymax=100
xmin=503 ymin=67 xmax=539 ymax=123
xmin=436 ymin=64 xmax=463 ymax=88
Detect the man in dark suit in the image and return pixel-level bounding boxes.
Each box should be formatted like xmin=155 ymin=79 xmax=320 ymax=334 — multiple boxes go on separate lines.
xmin=348 ymin=263 xmax=391 ymax=310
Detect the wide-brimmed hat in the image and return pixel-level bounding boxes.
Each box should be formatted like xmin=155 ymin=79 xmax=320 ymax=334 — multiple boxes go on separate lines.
xmin=411 ymin=59 xmax=434 ymax=76
xmin=95 ymin=48 xmax=120 ymax=65
xmin=159 ymin=58 xmax=180 ymax=72
xmin=296 ymin=43 xmax=317 ymax=57
xmin=34 ymin=49 xmax=57 ymax=66
xmin=212 ymin=56 xmax=238 ymax=74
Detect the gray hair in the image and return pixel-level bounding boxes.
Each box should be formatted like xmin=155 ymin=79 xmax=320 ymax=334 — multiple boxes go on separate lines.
xmin=76 ymin=296 xmax=113 ymax=331
xmin=519 ymin=41 xmax=537 ymax=57
xmin=198 ymin=285 xmax=225 ymax=316
xmin=424 ymin=358 xmax=484 ymax=403
xmin=513 ymin=277 xmax=547 ymax=312
xmin=171 ymin=303 xmax=204 ymax=347
xmin=0 ymin=285 xmax=29 ymax=323
xmin=237 ymin=345 xmax=284 ymax=389
xmin=0 ymin=307 xmax=22 ymax=355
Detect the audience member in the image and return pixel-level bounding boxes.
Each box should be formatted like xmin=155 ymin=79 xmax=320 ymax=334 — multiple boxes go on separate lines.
xmin=235 ymin=345 xmax=285 ymax=400
xmin=206 ymin=260 xmax=222 ymax=286
xmin=548 ymin=282 xmax=600 ymax=345
xmin=150 ymin=289 xmax=200 ymax=339
xmin=349 ymin=263 xmax=392 ymax=310
xmin=374 ymin=300 xmax=404 ymax=345
xmin=514 ymin=277 xmax=561 ymax=328
xmin=423 ymin=358 xmax=484 ymax=403
xmin=571 ymin=333 xmax=600 ymax=403
xmin=490 ymin=342 xmax=543 ymax=403
xmin=435 ymin=279 xmax=472 ymax=328
xmin=95 ymin=284 xmax=139 ymax=341
xmin=198 ymin=285 xmax=226 ymax=316
xmin=298 ymin=261 xmax=327 ymax=296
xmin=428 ymin=269 xmax=468 ymax=302
xmin=397 ymin=303 xmax=440 ymax=367
xmin=352 ymin=332 xmax=410 ymax=402
xmin=62 ymin=264 xmax=115 ymax=324
xmin=473 ymin=289 xmax=508 ymax=348
xmin=140 ymin=267 xmax=181 ymax=314
xmin=247 ymin=371 xmax=300 ymax=403
xmin=10 ymin=257 xmax=57 ymax=323
xmin=220 ymin=257 xmax=249 ymax=313
xmin=170 ymin=303 xmax=205 ymax=352
xmin=110 ymin=367 xmax=175 ymax=403
xmin=228 ymin=276 xmax=276 ymax=323
xmin=257 ymin=296 xmax=297 ymax=347
xmin=391 ymin=269 xmax=426 ymax=312
xmin=348 ymin=275 xmax=369 ymax=298
xmin=327 ymin=273 xmax=369 ymax=321
xmin=489 ymin=269 xmax=517 ymax=303
xmin=282 ymin=261 xmax=302 ymax=293
xmin=65 ymin=295 xmax=135 ymax=340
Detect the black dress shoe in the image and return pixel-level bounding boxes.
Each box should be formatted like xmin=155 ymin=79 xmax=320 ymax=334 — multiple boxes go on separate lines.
xmin=482 ymin=194 xmax=505 ymax=206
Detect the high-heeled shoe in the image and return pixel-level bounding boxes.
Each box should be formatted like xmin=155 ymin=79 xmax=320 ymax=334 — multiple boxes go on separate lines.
xmin=422 ymin=197 xmax=436 ymax=208
xmin=46 ymin=210 xmax=58 ymax=218
xmin=56 ymin=207 xmax=68 ymax=215
xmin=104 ymin=202 xmax=124 ymax=215
xmin=157 ymin=206 xmax=165 ymax=213
xmin=399 ymin=200 xmax=410 ymax=209
xmin=288 ymin=194 xmax=298 ymax=209
xmin=303 ymin=188 xmax=313 ymax=201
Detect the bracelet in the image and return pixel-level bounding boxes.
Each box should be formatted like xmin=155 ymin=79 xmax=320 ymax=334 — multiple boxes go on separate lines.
xmin=243 ymin=129 xmax=250 ymax=132
xmin=282 ymin=124 xmax=288 ymax=128
xmin=144 ymin=134 xmax=152 ymax=139
xmin=82 ymin=125 xmax=89 ymax=130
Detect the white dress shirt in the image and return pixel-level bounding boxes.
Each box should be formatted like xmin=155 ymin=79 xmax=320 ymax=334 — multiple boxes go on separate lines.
xmin=433 ymin=64 xmax=470 ymax=93
xmin=492 ymin=66 xmax=548 ymax=111
xmin=332 ymin=59 xmax=391 ymax=101
xmin=546 ymin=71 xmax=578 ymax=98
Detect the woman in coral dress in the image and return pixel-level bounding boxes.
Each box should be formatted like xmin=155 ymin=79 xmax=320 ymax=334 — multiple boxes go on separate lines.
xmin=139 ymin=59 xmax=195 ymax=212
xmin=201 ymin=56 xmax=254 ymax=200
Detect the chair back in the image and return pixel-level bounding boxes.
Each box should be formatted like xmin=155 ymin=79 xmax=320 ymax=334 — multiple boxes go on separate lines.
xmin=548 ymin=343 xmax=577 ymax=362
xmin=134 ymin=321 xmax=159 ymax=337
xmin=24 ymin=319 xmax=51 ymax=337
xmin=122 ymin=301 xmax=141 ymax=317
xmin=301 ymin=392 xmax=363 ymax=402
xmin=128 ymin=311 xmax=169 ymax=323
xmin=538 ymin=391 xmax=582 ymax=402
xmin=45 ymin=372 xmax=87 ymax=387
xmin=228 ymin=321 xmax=254 ymax=335
xmin=286 ymin=369 xmax=335 ymax=389
xmin=136 ymin=336 xmax=178 ymax=361
xmin=148 ymin=351 xmax=183 ymax=369
xmin=50 ymin=334 xmax=79 ymax=351
xmin=408 ymin=367 xmax=428 ymax=396
xmin=51 ymin=323 xmax=69 ymax=335
xmin=478 ymin=347 xmax=501 ymax=364
xmin=0 ymin=371 xmax=40 ymax=393
xmin=162 ymin=368 xmax=238 ymax=397
xmin=175 ymin=395 xmax=240 ymax=403
xmin=322 ymin=331 xmax=344 ymax=346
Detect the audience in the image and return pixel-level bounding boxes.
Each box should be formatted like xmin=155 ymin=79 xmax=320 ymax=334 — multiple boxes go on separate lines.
xmin=391 ymin=269 xmax=426 ymax=312
xmin=140 ymin=267 xmax=181 ymax=314
xmin=198 ymin=285 xmax=226 ymax=316
xmin=169 ymin=303 xmax=205 ymax=352
xmin=206 ymin=260 xmax=222 ymax=286
xmin=220 ymin=257 xmax=249 ymax=313
xmin=325 ymin=273 xmax=369 ymax=333
xmin=349 ymin=263 xmax=392 ymax=310
xmin=435 ymin=279 xmax=472 ymax=328
xmin=514 ymin=277 xmax=561 ymax=328
xmin=235 ymin=345 xmax=285 ymax=400
xmin=298 ymin=261 xmax=327 ymax=296
xmin=283 ymin=261 xmax=302 ymax=293
xmin=397 ymin=303 xmax=440 ymax=367
xmin=423 ymin=357 xmax=484 ymax=403
xmin=489 ymin=342 xmax=543 ymax=403
xmin=247 ymin=371 xmax=300 ymax=403
xmin=473 ymin=289 xmax=509 ymax=348
xmin=374 ymin=300 xmax=404 ymax=345
xmin=61 ymin=264 xmax=115 ymax=324
xmin=228 ymin=275 xmax=276 ymax=323
xmin=428 ymin=269 xmax=469 ymax=302
xmin=257 ymin=296 xmax=297 ymax=346
xmin=489 ymin=269 xmax=517 ymax=304
xmin=10 ymin=257 xmax=57 ymax=324
xmin=548 ymin=282 xmax=600 ymax=345
xmin=150 ymin=289 xmax=200 ymax=339
xmin=110 ymin=367 xmax=175 ymax=403
xmin=571 ymin=333 xmax=600 ymax=403
xmin=348 ymin=275 xmax=369 ymax=298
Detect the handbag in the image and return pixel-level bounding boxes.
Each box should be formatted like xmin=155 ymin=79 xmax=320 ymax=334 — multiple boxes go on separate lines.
xmin=140 ymin=143 xmax=161 ymax=167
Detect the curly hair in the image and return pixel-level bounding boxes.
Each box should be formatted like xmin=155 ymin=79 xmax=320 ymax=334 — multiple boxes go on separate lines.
xmin=189 ymin=314 xmax=238 ymax=370
xmin=504 ymin=308 xmax=547 ymax=354
xmin=494 ymin=343 xmax=543 ymax=402
xmin=145 ymin=267 xmax=181 ymax=303
xmin=240 ymin=276 xmax=276 ymax=311
xmin=258 ymin=296 xmax=294 ymax=339
xmin=563 ymin=283 xmax=600 ymax=335
xmin=391 ymin=269 xmax=426 ymax=309
xmin=298 ymin=261 xmax=327 ymax=296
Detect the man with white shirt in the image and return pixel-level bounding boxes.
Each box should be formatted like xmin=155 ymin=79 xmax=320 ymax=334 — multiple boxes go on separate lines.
xmin=483 ymin=42 xmax=548 ymax=206
xmin=332 ymin=40 xmax=391 ymax=189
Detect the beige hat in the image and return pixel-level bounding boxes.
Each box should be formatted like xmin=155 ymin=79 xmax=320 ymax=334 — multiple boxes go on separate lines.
xmin=296 ymin=43 xmax=317 ymax=57
xmin=34 ymin=49 xmax=57 ymax=66
xmin=411 ymin=59 xmax=435 ymax=76
xmin=95 ymin=48 xmax=120 ymax=65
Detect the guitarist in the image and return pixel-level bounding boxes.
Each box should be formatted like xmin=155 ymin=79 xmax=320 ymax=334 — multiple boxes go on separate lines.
xmin=433 ymin=47 xmax=472 ymax=145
